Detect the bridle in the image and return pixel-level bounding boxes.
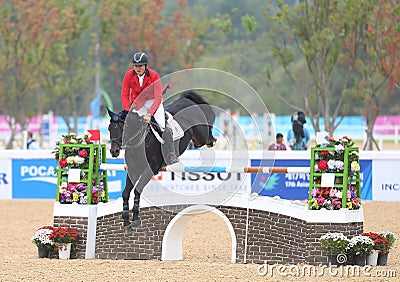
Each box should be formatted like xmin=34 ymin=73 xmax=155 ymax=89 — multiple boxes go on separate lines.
xmin=108 ymin=120 xmax=124 ymax=148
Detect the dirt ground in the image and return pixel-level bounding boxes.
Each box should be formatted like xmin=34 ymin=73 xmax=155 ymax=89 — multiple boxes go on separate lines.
xmin=0 ymin=200 xmax=399 ymax=282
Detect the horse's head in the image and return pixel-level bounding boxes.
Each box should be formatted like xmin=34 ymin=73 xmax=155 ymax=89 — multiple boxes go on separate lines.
xmin=107 ymin=108 xmax=125 ymax=158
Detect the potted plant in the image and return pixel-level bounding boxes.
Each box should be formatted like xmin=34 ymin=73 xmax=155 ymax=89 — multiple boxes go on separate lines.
xmin=362 ymin=232 xmax=389 ymax=266
xmin=31 ymin=226 xmax=55 ymax=258
xmin=49 ymin=226 xmax=80 ymax=259
xmin=319 ymin=232 xmax=349 ymax=265
xmin=376 ymin=231 xmax=397 ymax=265
xmin=346 ymin=235 xmax=374 ymax=266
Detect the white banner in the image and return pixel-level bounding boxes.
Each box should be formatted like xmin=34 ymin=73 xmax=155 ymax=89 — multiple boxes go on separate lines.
xmin=372 ymin=160 xmax=400 ymax=201
xmin=0 ymin=159 xmax=12 ymax=199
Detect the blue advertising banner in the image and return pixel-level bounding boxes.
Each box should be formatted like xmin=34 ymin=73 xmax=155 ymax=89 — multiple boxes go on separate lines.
xmin=251 ymin=159 xmax=372 ymax=200
xmin=251 ymin=159 xmax=310 ymax=200
xmin=12 ymin=159 xmax=59 ymax=199
xmin=12 ymin=159 xmax=126 ymax=200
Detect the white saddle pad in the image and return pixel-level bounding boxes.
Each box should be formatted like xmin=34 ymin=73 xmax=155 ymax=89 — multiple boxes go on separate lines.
xmin=165 ymin=112 xmax=184 ymax=141
xmin=150 ymin=112 xmax=185 ymax=144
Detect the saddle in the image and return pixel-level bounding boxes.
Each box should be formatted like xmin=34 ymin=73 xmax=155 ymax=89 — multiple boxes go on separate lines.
xmin=149 ymin=112 xmax=184 ymax=144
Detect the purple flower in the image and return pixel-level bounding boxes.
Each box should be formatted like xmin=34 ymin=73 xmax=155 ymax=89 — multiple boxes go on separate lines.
xmin=312 ymin=188 xmax=318 ymax=197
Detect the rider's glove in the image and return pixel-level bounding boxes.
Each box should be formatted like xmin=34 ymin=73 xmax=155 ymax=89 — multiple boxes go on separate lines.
xmin=143 ymin=113 xmax=151 ymax=123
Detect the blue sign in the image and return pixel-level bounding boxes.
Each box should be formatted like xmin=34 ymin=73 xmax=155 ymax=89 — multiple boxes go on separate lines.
xmin=12 ymin=159 xmax=127 ymax=200
xmin=103 ymin=158 xmax=127 ymax=200
xmin=360 ymin=160 xmax=372 ymax=200
xmin=12 ymin=159 xmax=59 ymax=199
xmin=251 ymin=159 xmax=310 ymax=200
xmin=250 ymin=159 xmax=372 ymax=200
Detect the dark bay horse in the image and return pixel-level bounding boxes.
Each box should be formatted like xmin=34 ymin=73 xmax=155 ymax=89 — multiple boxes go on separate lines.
xmin=107 ymin=90 xmax=216 ymax=230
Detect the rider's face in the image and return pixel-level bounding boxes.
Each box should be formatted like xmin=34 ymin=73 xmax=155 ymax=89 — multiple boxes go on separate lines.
xmin=133 ymin=64 xmax=146 ymax=76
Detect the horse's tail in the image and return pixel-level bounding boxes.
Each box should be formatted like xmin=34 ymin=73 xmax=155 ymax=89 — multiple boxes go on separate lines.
xmin=180 ymin=90 xmax=209 ymax=105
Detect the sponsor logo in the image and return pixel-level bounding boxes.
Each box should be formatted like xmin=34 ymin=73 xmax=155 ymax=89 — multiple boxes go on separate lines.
xmin=381 ymin=183 xmax=400 ymax=191
xmin=0 ymin=172 xmax=8 ymax=185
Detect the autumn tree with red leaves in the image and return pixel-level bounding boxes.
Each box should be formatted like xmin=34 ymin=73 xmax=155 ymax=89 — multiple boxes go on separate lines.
xmin=340 ymin=0 xmax=400 ymax=150
xmin=0 ymin=0 xmax=61 ymax=148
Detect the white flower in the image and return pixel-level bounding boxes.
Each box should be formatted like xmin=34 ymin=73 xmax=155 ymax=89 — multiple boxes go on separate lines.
xmin=73 ymin=155 xmax=85 ymax=165
xmin=335 ymin=144 xmax=344 ymax=152
xmin=334 ymin=160 xmax=344 ymax=170
xmin=377 ymin=231 xmax=397 ymax=239
xmin=327 ymin=160 xmax=335 ymax=170
xmin=31 ymin=229 xmax=54 ymax=246
xmin=335 ymin=191 xmax=342 ymax=198
xmin=320 ymin=232 xmax=348 ymax=241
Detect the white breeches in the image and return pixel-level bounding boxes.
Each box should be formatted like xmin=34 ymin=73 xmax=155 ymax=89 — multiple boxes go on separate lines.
xmin=132 ymin=99 xmax=165 ymax=130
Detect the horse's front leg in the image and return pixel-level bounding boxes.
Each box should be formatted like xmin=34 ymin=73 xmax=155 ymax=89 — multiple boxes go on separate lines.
xmin=131 ymin=168 xmax=154 ymax=227
xmin=122 ymin=174 xmax=136 ymax=231
xmin=132 ymin=189 xmax=141 ymax=227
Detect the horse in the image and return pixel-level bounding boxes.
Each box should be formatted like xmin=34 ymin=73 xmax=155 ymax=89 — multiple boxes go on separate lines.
xmin=107 ymin=90 xmax=217 ymax=230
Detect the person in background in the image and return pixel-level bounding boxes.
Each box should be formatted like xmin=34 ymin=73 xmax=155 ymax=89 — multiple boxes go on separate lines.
xmin=268 ymin=133 xmax=287 ymax=150
xmin=27 ymin=131 xmax=40 ymax=150
xmin=287 ymin=111 xmax=310 ymax=150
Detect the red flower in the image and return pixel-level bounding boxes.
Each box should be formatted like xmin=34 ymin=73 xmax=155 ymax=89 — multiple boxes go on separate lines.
xmin=318 ymin=160 xmax=328 ymax=171
xmin=49 ymin=226 xmax=80 ymax=246
xmin=59 ymin=158 xmax=68 ymax=168
xmin=79 ymin=149 xmax=88 ymax=157
xmin=321 ymin=151 xmax=329 ymax=156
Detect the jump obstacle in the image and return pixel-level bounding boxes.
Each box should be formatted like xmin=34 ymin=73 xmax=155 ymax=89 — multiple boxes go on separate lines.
xmin=53 ymin=163 xmax=364 ymax=264
xmin=99 ymin=163 xmax=310 ymax=174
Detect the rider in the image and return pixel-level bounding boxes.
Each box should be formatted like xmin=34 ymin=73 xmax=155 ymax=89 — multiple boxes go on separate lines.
xmin=120 ymin=51 xmax=179 ymax=166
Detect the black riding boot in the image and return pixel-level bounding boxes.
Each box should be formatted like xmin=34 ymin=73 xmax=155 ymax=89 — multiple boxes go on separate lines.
xmin=162 ymin=126 xmax=179 ymax=165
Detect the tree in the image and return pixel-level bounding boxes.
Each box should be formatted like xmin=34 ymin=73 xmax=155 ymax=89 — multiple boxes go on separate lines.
xmin=340 ymin=0 xmax=400 ymax=150
xmin=39 ymin=0 xmax=93 ymax=134
xmin=0 ymin=0 xmax=60 ymax=148
xmin=99 ymin=0 xmax=213 ymax=104
xmin=263 ymin=0 xmax=364 ymax=135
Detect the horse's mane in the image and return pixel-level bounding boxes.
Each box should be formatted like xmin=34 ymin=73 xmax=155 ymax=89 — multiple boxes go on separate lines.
xmin=180 ymin=90 xmax=210 ymax=105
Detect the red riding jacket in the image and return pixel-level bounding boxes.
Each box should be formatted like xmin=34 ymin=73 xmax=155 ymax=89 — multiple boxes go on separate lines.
xmin=120 ymin=68 xmax=162 ymax=116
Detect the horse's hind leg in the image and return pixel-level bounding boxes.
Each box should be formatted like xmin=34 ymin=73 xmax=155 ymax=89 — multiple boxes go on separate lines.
xmin=132 ymin=168 xmax=154 ymax=227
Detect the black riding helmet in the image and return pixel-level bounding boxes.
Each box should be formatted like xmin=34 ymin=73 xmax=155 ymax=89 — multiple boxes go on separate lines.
xmin=132 ymin=52 xmax=149 ymax=66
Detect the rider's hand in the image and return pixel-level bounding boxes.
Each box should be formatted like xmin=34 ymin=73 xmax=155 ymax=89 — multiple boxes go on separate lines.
xmin=143 ymin=113 xmax=151 ymax=123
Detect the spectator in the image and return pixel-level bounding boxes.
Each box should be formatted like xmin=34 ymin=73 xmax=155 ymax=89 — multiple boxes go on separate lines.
xmin=27 ymin=131 xmax=40 ymax=150
xmin=287 ymin=111 xmax=310 ymax=150
xmin=268 ymin=133 xmax=287 ymax=150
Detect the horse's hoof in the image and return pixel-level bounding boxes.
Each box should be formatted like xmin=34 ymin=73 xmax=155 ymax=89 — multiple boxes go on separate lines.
xmin=132 ymin=218 xmax=142 ymax=227
xmin=124 ymin=224 xmax=133 ymax=233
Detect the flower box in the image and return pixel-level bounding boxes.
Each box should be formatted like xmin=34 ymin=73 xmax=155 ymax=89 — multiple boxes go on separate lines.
xmin=308 ymin=136 xmax=361 ymax=210
xmin=53 ymin=133 xmax=108 ymax=205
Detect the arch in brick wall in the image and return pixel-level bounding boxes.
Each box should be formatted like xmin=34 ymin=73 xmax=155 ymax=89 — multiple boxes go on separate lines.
xmin=161 ymin=204 xmax=237 ymax=263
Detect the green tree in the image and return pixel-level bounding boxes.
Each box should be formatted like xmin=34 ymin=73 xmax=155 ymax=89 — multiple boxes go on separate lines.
xmin=263 ymin=0 xmax=366 ymax=135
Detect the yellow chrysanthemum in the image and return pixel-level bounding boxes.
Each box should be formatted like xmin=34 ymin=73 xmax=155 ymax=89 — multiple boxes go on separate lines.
xmin=351 ymin=161 xmax=360 ymax=172
xmin=66 ymin=156 xmax=75 ymax=164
